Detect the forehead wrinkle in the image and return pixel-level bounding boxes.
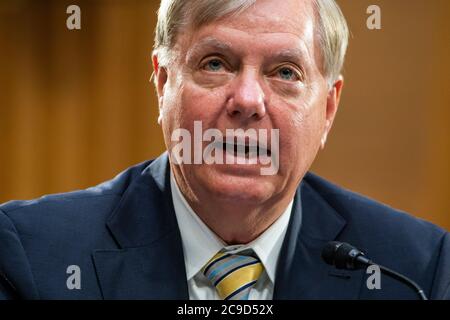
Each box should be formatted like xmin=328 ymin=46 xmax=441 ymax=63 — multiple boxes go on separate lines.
xmin=268 ymin=48 xmax=307 ymax=63
xmin=216 ymin=24 xmax=315 ymax=63
xmin=187 ymin=30 xmax=310 ymax=58
xmin=185 ymin=37 xmax=234 ymax=60
xmin=179 ymin=26 xmax=318 ymax=76
xmin=224 ymin=0 xmax=315 ymax=35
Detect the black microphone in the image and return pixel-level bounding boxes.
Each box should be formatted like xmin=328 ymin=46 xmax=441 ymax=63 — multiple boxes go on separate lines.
xmin=321 ymin=241 xmax=428 ymax=300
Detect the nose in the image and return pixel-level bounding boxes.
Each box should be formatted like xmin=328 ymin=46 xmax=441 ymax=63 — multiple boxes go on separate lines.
xmin=226 ymin=69 xmax=266 ymax=121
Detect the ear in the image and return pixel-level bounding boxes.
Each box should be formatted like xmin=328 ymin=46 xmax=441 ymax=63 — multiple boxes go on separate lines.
xmin=320 ymin=76 xmax=344 ymax=149
xmin=152 ymin=52 xmax=168 ymax=125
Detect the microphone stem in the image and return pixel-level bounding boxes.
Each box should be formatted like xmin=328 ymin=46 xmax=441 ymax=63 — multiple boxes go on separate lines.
xmin=368 ymin=260 xmax=428 ymax=300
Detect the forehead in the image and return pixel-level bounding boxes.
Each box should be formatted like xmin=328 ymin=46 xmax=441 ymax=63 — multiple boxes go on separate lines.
xmin=215 ymin=0 xmax=316 ymax=36
xmin=176 ymin=0 xmax=318 ymax=60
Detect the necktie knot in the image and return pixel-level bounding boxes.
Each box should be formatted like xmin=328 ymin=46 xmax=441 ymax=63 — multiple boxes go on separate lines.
xmin=202 ymin=250 xmax=264 ymax=300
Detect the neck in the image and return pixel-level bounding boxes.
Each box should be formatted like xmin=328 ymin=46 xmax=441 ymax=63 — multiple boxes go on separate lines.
xmin=172 ymin=169 xmax=295 ymax=245
xmin=190 ymin=197 xmax=293 ymax=245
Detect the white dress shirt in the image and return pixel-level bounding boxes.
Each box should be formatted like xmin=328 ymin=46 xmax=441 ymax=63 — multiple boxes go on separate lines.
xmin=170 ymin=171 xmax=294 ymax=300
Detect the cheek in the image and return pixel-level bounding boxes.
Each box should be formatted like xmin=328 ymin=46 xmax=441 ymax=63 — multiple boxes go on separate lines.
xmin=178 ymin=82 xmax=226 ymax=124
xmin=160 ymin=79 xmax=185 ymax=148
xmin=161 ymin=83 xmax=227 ymax=152
xmin=273 ymin=93 xmax=327 ymax=160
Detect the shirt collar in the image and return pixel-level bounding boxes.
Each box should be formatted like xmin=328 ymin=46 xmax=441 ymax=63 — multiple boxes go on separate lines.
xmin=170 ymin=171 xmax=293 ymax=283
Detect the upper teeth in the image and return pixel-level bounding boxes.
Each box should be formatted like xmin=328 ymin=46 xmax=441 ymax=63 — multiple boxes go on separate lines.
xmin=223 ymin=143 xmax=262 ymax=155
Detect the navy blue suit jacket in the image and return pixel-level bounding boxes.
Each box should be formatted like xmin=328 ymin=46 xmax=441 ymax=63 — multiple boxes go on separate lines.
xmin=1 ymin=153 xmax=449 ymax=299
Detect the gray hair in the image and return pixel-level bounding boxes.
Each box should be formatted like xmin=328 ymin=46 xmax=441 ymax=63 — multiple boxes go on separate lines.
xmin=154 ymin=0 xmax=349 ymax=87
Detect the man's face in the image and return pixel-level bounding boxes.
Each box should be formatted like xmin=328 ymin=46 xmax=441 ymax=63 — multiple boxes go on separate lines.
xmin=155 ymin=0 xmax=341 ymax=207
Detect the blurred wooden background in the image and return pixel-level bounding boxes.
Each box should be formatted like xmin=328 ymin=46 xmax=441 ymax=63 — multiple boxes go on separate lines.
xmin=0 ymin=0 xmax=449 ymax=230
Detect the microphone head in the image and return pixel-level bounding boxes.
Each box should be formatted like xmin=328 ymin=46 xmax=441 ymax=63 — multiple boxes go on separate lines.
xmin=321 ymin=241 xmax=367 ymax=270
xmin=322 ymin=242 xmax=428 ymax=300
xmin=321 ymin=241 xmax=343 ymax=265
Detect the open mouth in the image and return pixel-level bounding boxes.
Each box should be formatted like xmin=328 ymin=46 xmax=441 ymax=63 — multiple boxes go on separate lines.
xmin=222 ymin=141 xmax=271 ymax=158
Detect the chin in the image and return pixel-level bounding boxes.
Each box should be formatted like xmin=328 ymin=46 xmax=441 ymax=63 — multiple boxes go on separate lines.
xmin=196 ymin=166 xmax=278 ymax=204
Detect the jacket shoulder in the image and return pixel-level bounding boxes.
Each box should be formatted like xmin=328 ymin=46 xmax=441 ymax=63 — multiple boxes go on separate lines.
xmin=303 ymin=172 xmax=450 ymax=298
xmin=304 ymin=171 xmax=447 ymax=239
xmin=0 ymin=160 xmax=155 ymax=299
xmin=0 ymin=160 xmax=153 ymax=236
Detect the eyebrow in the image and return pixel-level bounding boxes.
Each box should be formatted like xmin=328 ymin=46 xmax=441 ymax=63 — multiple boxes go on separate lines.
xmin=195 ymin=37 xmax=233 ymax=50
xmin=186 ymin=37 xmax=307 ymax=66
xmin=269 ymin=48 xmax=307 ymax=65
xmin=186 ymin=37 xmax=234 ymax=59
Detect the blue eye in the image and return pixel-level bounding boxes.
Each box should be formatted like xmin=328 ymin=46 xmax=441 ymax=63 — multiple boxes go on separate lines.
xmin=278 ymin=67 xmax=298 ymax=81
xmin=204 ymin=59 xmax=224 ymax=72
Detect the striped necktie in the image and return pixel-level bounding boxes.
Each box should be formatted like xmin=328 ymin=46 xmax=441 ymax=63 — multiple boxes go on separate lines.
xmin=202 ymin=251 xmax=264 ymax=300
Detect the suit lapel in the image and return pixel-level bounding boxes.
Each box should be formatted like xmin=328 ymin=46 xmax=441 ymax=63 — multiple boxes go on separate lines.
xmin=273 ymin=176 xmax=365 ymax=299
xmin=92 ymin=154 xmax=364 ymax=299
xmin=92 ymin=153 xmax=189 ymax=299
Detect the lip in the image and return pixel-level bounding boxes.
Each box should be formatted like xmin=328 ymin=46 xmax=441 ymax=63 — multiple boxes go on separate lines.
xmin=206 ymin=135 xmax=271 ymax=159
xmin=203 ymin=140 xmax=270 ymax=164
xmin=198 ymin=131 xmax=278 ymax=175
xmin=223 ymin=135 xmax=271 ymax=153
xmin=221 ymin=142 xmax=271 ymax=158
